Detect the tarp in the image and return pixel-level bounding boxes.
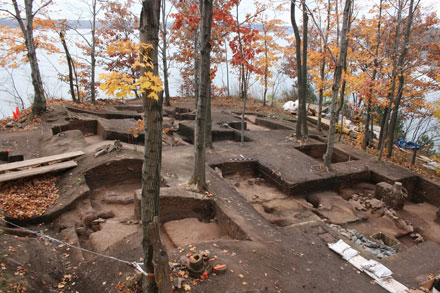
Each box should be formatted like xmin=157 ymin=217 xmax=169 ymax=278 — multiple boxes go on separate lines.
xmin=396 ymin=138 xmax=421 ymax=150
xmin=283 ymin=100 xmax=298 ymax=112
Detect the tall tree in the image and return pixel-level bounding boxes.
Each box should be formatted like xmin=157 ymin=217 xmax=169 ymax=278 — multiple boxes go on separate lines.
xmin=291 ymin=0 xmax=309 ymax=140
xmin=59 ymin=28 xmax=78 ymax=103
xmin=385 ymin=0 xmax=417 ymax=158
xmin=377 ymin=0 xmax=404 ymax=158
xmin=362 ymin=0 xmax=383 ymax=150
xmin=253 ymin=1 xmax=287 ymax=107
xmin=160 ymin=0 xmax=171 ymax=106
xmin=188 ymin=0 xmax=213 ymax=189
xmin=139 ymin=0 xmax=168 ymax=291
xmin=1 ymin=0 xmax=53 ymax=115
xmin=323 ymin=0 xmax=352 ymax=170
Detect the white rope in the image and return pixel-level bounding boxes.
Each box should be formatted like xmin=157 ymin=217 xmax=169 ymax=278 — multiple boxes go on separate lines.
xmin=0 ymin=217 xmax=154 ymax=277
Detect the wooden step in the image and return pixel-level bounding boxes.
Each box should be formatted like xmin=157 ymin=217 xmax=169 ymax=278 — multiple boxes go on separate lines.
xmin=0 ymin=161 xmax=77 ymax=183
xmin=0 ymin=151 xmax=84 ymax=173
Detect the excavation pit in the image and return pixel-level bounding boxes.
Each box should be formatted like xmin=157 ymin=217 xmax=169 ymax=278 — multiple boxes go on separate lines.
xmin=307 ymin=177 xmax=440 ymax=250
xmin=52 ymin=119 xmax=98 ymax=137
xmin=52 ymin=119 xmax=144 ymax=145
xmin=296 ymin=144 xmax=359 ymax=163
xmin=80 ymin=160 xmax=248 ymax=254
xmin=175 ymin=107 xmax=195 ymax=120
xmin=160 ymin=196 xmax=250 ymax=250
xmin=178 ymin=122 xmax=253 ymax=144
xmin=211 ymin=161 xmax=319 ymax=227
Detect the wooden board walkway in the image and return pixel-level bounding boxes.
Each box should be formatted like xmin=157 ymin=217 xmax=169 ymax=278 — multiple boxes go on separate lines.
xmin=0 ymin=161 xmax=78 ymax=183
xmin=0 ymin=151 xmax=84 ymax=173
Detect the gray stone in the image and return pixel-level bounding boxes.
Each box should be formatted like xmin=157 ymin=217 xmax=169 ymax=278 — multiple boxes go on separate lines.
xmin=370 ymin=198 xmax=384 ymax=209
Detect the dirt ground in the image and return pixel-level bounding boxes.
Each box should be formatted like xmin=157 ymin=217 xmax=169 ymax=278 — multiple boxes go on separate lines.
xmin=1 ymin=98 xmax=440 ymax=292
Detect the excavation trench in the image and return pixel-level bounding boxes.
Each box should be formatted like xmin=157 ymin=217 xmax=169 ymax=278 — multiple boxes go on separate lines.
xmin=60 ymin=159 xmax=249 ymax=259
xmin=211 ymin=160 xmax=440 ymax=258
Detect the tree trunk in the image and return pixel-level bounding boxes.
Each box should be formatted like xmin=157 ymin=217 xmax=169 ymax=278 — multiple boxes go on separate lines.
xmin=263 ymin=39 xmax=268 ymax=106
xmin=12 ymin=0 xmax=46 ymax=115
xmin=363 ymin=0 xmax=383 ymax=150
xmin=240 ymin=64 xmax=247 ymax=146
xmin=236 ymin=3 xmax=247 ymax=146
xmin=362 ymin=104 xmax=371 ymax=149
xmin=193 ymin=30 xmax=200 ymax=103
xmin=291 ymin=0 xmax=303 ymax=140
xmin=378 ymin=107 xmax=388 ymax=150
xmin=161 ymin=0 xmax=171 ymax=106
xmin=90 ymin=0 xmax=97 ymax=105
xmin=386 ymin=0 xmax=415 ymax=158
xmin=378 ymin=0 xmax=404 ymax=160
xmin=189 ymin=0 xmax=213 ymax=189
xmin=59 ymin=31 xmax=77 ymax=103
xmin=301 ymin=1 xmax=309 ymax=138
xmin=317 ymin=56 xmax=325 ymax=132
xmin=225 ymin=42 xmax=230 ymax=97
xmin=206 ymin=85 xmax=213 ymax=149
xmin=140 ymin=0 xmax=165 ymax=291
xmin=323 ymin=0 xmax=352 ymax=170
xmin=317 ymin=0 xmax=331 ymax=132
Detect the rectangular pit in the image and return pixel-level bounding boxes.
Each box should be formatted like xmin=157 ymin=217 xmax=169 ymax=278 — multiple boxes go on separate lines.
xmin=178 ymin=122 xmax=252 ymax=144
xmin=210 ymin=161 xmax=320 ymax=227
xmin=52 ymin=120 xmax=98 ymax=136
xmin=295 ymin=144 xmax=359 ymax=163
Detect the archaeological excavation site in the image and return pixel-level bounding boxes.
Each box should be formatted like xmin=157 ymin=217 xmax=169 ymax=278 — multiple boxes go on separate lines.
xmin=1 ymin=99 xmax=440 ymax=292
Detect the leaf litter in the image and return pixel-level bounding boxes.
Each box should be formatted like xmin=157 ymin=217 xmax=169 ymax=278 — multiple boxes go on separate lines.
xmin=0 ymin=175 xmax=60 ymax=219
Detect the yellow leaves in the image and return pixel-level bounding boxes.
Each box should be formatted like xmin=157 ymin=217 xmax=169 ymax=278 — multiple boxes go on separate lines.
xmin=136 ymin=72 xmax=163 ymax=100
xmin=99 ymin=72 xmax=135 ymax=98
xmin=100 ymin=41 xmax=162 ymax=100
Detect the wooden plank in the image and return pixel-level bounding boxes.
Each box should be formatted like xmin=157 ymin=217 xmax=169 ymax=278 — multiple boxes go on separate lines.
xmin=0 ymin=161 xmax=77 ymax=183
xmin=0 ymin=151 xmax=84 ymax=173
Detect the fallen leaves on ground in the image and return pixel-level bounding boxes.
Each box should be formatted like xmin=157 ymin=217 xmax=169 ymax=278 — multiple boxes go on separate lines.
xmin=0 ymin=175 xmax=60 ymax=219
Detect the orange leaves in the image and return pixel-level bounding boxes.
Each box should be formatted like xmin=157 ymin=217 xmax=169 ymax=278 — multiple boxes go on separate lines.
xmin=0 ymin=175 xmax=60 ymax=220
xmin=129 ymin=119 xmax=145 ymax=138
xmin=0 ymin=15 xmax=59 ymax=69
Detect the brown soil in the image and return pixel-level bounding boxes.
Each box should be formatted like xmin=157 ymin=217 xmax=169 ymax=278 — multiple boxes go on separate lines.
xmin=0 ymin=98 xmax=439 ymax=292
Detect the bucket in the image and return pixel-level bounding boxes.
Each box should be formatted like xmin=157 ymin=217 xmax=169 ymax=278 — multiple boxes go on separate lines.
xmin=433 ymin=279 xmax=440 ymax=293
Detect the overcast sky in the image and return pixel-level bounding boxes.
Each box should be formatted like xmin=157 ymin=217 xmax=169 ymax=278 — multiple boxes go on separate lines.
xmin=50 ymin=0 xmax=440 ymax=23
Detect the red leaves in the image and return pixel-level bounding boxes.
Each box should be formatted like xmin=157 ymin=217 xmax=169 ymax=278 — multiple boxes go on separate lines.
xmin=229 ymin=27 xmax=263 ymax=74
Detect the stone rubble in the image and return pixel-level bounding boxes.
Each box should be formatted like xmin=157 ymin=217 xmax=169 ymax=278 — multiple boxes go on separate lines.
xmin=329 ymin=224 xmax=397 ymax=259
